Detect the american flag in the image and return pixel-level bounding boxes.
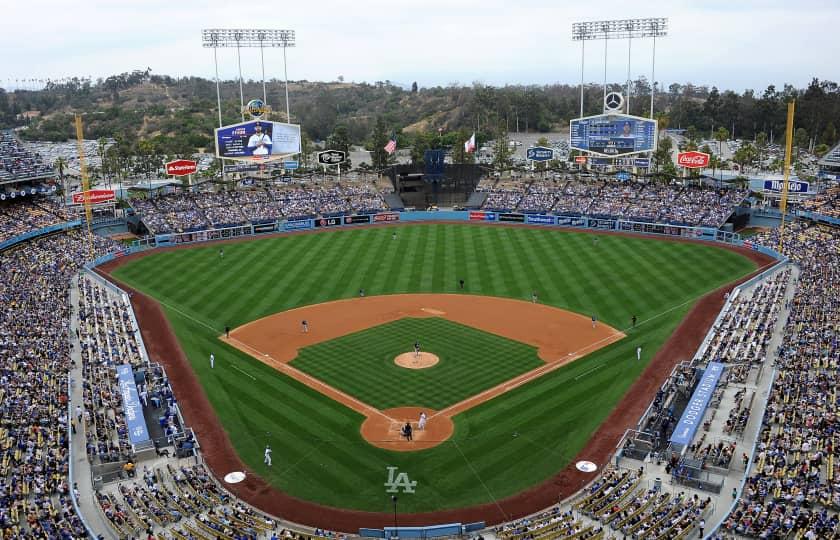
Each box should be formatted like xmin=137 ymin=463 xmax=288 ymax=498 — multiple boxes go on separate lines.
xmin=464 ymin=132 xmax=476 ymax=153
xmin=384 ymin=134 xmax=397 ymax=155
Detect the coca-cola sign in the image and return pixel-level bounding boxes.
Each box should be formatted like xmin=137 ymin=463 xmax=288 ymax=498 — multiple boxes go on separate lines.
xmin=165 ymin=159 xmax=198 ymax=176
xmin=677 ymin=151 xmax=710 ymax=168
xmin=71 ymin=189 xmax=115 ymax=205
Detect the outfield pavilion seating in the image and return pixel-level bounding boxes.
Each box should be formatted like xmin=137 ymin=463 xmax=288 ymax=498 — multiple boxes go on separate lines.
xmin=130 ymin=181 xmax=389 ymax=234
xmin=477 ymin=177 xmax=747 ymax=228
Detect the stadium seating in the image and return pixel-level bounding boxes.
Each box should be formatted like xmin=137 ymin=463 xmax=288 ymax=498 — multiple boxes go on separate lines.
xmin=130 ymin=181 xmax=389 ymax=234
xmin=719 ymin=222 xmax=840 ymax=539
xmin=0 ymin=130 xmax=54 ymax=182
xmin=477 ymin=177 xmax=747 ymax=227
xmin=0 ymin=230 xmax=120 ymax=537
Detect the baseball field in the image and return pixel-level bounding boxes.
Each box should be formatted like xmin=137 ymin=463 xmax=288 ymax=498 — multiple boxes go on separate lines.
xmin=108 ymin=223 xmax=760 ymax=522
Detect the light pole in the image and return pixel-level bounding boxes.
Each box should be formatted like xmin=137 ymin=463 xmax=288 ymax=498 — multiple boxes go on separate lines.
xmin=391 ymin=495 xmax=398 ymax=539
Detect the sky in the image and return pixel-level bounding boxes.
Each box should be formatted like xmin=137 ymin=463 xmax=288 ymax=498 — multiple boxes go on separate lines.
xmin=2 ymin=0 xmax=839 ymax=92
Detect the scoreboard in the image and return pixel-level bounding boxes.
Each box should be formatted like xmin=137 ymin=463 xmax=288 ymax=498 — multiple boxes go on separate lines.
xmin=570 ymin=113 xmax=657 ymax=157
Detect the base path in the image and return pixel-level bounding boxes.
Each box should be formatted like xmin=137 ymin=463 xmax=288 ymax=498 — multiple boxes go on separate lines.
xmin=222 ymin=294 xmax=625 ymax=451
xmin=97 ymin=224 xmax=777 ymax=532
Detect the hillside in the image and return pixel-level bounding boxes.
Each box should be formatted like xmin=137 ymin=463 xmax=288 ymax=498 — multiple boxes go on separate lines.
xmin=0 ymin=72 xmax=837 ymax=161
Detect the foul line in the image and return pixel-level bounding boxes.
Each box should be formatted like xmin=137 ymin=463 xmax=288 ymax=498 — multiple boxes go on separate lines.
xmin=230 ymin=364 xmax=257 ymax=381
xmin=224 ymin=336 xmax=395 ymax=424
xmin=453 ymin=440 xmax=509 ymax=521
xmin=574 ymin=364 xmax=604 ymax=380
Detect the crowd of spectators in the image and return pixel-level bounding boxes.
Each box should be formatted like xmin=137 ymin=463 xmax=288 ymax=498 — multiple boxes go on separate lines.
xmin=719 ymin=221 xmax=840 ymax=539
xmin=478 ymin=176 xmax=747 ymax=227
xmin=0 ymin=131 xmax=54 ymax=182
xmin=800 ymin=185 xmax=840 ymax=218
xmin=0 ymin=230 xmax=119 ymax=538
xmin=131 ymin=182 xmax=389 ymax=234
xmin=0 ymin=198 xmax=69 ymax=243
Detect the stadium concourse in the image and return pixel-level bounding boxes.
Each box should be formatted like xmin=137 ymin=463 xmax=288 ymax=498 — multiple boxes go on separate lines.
xmin=0 ymin=183 xmax=837 ymax=539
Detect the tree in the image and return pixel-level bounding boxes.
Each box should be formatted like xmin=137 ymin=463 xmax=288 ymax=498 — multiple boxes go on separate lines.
xmin=327 ymin=124 xmax=352 ymax=169
xmin=450 ymin=129 xmax=475 ymax=165
xmin=411 ymin=82 xmax=418 ymax=93
xmin=369 ymin=117 xmax=394 ymax=170
xmin=793 ymin=127 xmax=809 ymax=157
xmin=652 ymin=135 xmax=676 ymax=180
xmin=534 ymin=136 xmax=551 ymax=171
xmin=755 ymin=132 xmax=768 ymax=169
xmin=733 ymin=143 xmax=757 ymax=173
xmin=491 ymin=127 xmax=513 ymax=171
xmin=821 ymin=122 xmax=837 ymax=146
xmin=712 ymin=127 xmax=730 ymax=178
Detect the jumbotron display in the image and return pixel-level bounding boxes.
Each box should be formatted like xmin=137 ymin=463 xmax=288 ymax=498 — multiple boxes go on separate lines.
xmin=570 ymin=113 xmax=658 ymax=157
xmin=214 ymin=119 xmax=301 ymax=161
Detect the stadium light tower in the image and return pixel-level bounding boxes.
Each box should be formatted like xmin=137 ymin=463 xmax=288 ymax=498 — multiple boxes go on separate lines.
xmin=201 ymin=29 xmax=296 ymax=124
xmin=571 ymin=18 xmax=667 ymax=118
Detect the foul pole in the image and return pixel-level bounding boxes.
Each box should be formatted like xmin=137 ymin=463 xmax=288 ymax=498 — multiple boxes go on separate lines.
xmin=777 ymin=101 xmax=795 ymax=254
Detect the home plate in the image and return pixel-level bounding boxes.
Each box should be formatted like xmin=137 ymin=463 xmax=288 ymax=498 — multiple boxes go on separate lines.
xmin=224 ymin=471 xmax=246 ymax=483
xmin=576 ymin=461 xmax=597 ymax=473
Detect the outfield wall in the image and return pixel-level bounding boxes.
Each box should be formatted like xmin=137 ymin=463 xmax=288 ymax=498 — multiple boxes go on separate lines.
xmin=134 ymin=210 xmax=790 ymax=260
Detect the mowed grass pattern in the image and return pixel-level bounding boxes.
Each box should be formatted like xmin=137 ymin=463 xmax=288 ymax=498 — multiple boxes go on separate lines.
xmin=292 ymin=317 xmax=544 ymax=410
xmin=112 ymin=224 xmax=756 ymax=512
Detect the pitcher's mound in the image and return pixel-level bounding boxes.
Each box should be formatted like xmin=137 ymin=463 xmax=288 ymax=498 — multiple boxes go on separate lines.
xmin=394 ymin=352 xmax=439 ymax=369
xmin=360 ymin=407 xmax=454 ymax=451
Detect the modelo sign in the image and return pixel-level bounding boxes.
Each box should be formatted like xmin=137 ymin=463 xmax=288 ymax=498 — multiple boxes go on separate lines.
xmin=71 ymin=189 xmax=115 ymax=205
xmin=165 ymin=159 xmax=198 ymax=176
xmin=677 ymin=151 xmax=710 ymax=168
xmin=763 ymin=179 xmax=809 ymax=193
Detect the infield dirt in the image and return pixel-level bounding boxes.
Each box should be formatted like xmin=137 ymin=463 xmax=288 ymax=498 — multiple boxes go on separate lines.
xmin=222 ymin=294 xmax=625 ymax=451
xmin=97 ymin=225 xmax=776 ymax=531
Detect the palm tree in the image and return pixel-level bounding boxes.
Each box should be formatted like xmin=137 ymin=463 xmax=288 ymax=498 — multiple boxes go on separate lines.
xmin=713 ymin=127 xmax=730 ymax=184
xmin=54 ymin=156 xmax=68 ymax=196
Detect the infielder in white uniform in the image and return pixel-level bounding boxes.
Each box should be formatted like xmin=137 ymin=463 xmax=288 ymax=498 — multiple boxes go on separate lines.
xmin=209 ymin=353 xmax=215 ymax=369
xmin=418 ymin=412 xmax=427 ymax=431
xmin=264 ymin=445 xmax=272 ymax=466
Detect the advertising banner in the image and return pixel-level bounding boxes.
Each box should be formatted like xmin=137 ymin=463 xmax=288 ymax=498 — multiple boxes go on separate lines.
xmin=526 ymin=147 xmax=554 ymax=162
xmin=71 ymin=189 xmax=116 ymax=205
xmin=373 ymin=213 xmax=400 ymax=223
xmin=556 ymin=216 xmax=586 ymax=227
xmin=498 ymin=213 xmax=525 ymax=222
xmin=762 ymin=179 xmax=809 ymax=193
xmin=343 ymin=215 xmax=371 ymax=225
xmin=677 ymin=151 xmax=710 ymax=169
xmin=116 ymin=364 xmax=151 ymax=446
xmin=526 ymin=214 xmax=555 ymax=225
xmin=284 ymin=219 xmax=312 ymax=230
xmin=165 ymin=159 xmax=197 ymax=176
xmin=315 ymin=217 xmax=343 ymax=228
xmin=253 ymin=223 xmax=277 ymax=234
xmin=670 ymin=362 xmax=725 ymax=446
xmin=215 ymin=120 xmax=301 ymax=161
xmin=469 ymin=211 xmax=496 ymax=221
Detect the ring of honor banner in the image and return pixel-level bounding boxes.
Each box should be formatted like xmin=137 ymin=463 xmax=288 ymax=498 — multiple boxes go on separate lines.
xmin=215 ymin=120 xmax=302 ymax=162
xmin=570 ymin=114 xmax=657 ymax=157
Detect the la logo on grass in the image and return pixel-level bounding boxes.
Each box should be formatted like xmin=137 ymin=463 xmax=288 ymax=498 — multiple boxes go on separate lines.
xmin=385 ymin=466 xmax=417 ymax=493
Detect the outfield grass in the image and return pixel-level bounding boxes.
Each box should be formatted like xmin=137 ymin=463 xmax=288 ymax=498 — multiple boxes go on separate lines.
xmin=113 ymin=224 xmax=756 ymax=512
xmin=291 ymin=317 xmax=544 ymax=410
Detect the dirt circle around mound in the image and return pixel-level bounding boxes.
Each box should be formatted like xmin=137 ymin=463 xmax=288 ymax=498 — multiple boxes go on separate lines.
xmin=394 ymin=352 xmax=439 ymax=369
xmin=360 ymin=407 xmax=454 ymax=451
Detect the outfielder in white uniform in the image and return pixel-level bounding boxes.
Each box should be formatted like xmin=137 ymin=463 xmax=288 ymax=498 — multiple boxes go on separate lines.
xmin=264 ymin=445 xmax=272 ymax=466
xmin=636 ymin=346 xmax=642 ymax=361
xmin=209 ymin=353 xmax=215 ymax=369
xmin=418 ymin=412 xmax=427 ymax=431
